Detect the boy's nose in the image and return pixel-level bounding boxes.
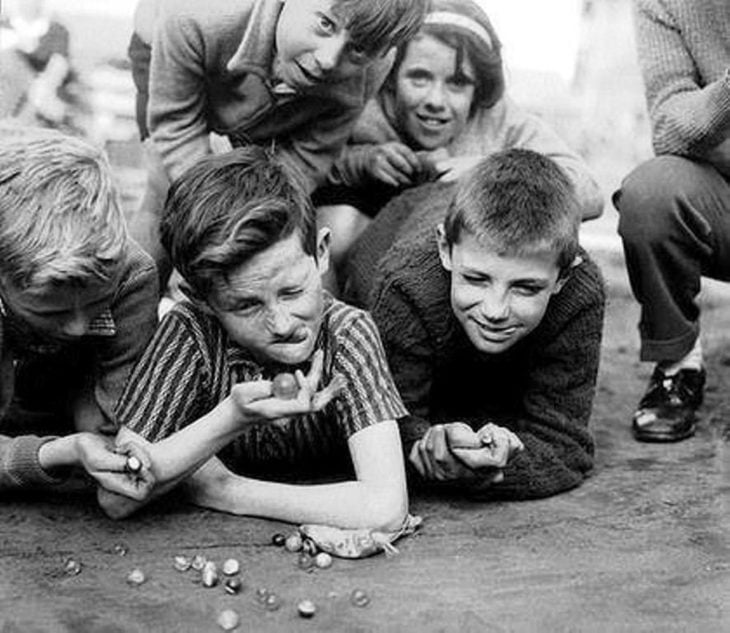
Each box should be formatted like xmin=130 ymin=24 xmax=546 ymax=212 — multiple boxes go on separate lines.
xmin=266 ymin=304 xmax=295 ymax=337
xmin=314 ymin=33 xmax=348 ymax=73
xmin=479 ymin=293 xmax=510 ymax=322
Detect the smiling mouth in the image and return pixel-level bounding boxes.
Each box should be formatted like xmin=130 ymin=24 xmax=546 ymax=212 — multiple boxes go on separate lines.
xmin=473 ymin=322 xmax=518 ymax=340
xmin=416 ymin=114 xmax=450 ymax=129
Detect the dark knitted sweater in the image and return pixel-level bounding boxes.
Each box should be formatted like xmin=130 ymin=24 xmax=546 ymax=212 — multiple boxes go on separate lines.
xmin=348 ymin=200 xmax=605 ymax=499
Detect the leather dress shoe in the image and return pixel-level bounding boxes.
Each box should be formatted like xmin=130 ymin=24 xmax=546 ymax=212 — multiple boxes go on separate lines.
xmin=632 ymin=367 xmax=705 ymax=442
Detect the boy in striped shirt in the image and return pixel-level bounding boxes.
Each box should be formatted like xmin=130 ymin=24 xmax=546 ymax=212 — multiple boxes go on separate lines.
xmin=100 ymin=147 xmax=409 ymax=531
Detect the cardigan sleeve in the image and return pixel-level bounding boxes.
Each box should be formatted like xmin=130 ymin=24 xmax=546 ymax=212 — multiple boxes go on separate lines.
xmin=635 ymin=0 xmax=730 ymax=156
xmin=368 ymin=272 xmax=437 ymax=451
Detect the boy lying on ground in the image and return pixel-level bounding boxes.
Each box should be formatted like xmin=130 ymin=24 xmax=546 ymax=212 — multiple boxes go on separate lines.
xmin=100 ymin=147 xmax=409 ymax=532
xmin=347 ymin=149 xmax=606 ymax=498
xmin=0 ymin=127 xmax=158 ymax=498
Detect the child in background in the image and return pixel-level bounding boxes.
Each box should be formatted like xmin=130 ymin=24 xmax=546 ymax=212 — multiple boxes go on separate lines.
xmin=0 ymin=0 xmax=83 ymax=129
xmin=349 ymin=149 xmax=605 ymax=499
xmin=0 ymin=128 xmax=158 ymax=498
xmin=317 ymin=0 xmax=602 ymax=292
xmin=102 ymin=147 xmax=409 ymax=532
xmin=127 ymin=0 xmax=427 ymax=284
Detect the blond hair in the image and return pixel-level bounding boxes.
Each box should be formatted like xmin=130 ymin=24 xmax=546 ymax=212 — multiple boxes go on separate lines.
xmin=0 ymin=127 xmax=127 ymax=288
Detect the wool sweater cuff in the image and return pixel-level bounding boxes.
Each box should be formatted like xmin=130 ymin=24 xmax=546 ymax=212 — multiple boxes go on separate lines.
xmin=5 ymin=436 xmax=69 ymax=488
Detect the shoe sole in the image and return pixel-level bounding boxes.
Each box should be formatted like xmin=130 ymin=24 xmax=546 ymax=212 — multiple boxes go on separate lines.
xmin=632 ymin=422 xmax=697 ymax=443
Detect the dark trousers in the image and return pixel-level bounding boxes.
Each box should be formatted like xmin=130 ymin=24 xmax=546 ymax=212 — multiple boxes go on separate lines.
xmin=127 ymin=32 xmax=150 ymax=141
xmin=614 ymin=155 xmax=730 ymax=363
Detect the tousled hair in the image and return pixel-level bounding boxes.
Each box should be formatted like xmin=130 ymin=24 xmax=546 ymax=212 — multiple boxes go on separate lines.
xmin=443 ymin=149 xmax=580 ymax=272
xmin=386 ymin=0 xmax=504 ymax=116
xmin=0 ymin=127 xmax=126 ymax=289
xmin=161 ymin=147 xmax=316 ymax=302
xmin=336 ymin=0 xmax=427 ymax=58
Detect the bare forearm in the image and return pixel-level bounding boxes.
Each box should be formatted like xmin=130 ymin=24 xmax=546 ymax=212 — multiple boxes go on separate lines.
xmin=190 ymin=423 xmax=410 ymax=530
xmin=190 ymin=470 xmax=407 ymax=531
xmin=144 ymin=398 xmax=244 ymax=482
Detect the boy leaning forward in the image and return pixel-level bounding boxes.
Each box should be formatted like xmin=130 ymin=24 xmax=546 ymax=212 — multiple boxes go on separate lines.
xmin=128 ymin=0 xmax=427 ymax=282
xmin=0 ymin=128 xmax=158 ymax=498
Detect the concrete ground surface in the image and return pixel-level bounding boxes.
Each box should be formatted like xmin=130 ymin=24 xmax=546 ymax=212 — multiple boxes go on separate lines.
xmin=3 ymin=1 xmax=730 ymax=631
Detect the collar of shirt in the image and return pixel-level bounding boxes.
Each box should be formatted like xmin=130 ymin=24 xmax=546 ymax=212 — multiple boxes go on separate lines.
xmin=226 ymin=0 xmax=279 ymax=77
xmin=224 ymin=0 xmax=300 ymax=102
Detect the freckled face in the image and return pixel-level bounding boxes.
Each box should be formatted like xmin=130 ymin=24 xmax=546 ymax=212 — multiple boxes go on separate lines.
xmin=274 ymin=0 xmax=374 ymax=88
xmin=393 ymin=33 xmax=476 ymax=150
xmin=209 ymin=232 xmax=329 ymax=366
xmin=438 ymin=231 xmax=564 ymax=354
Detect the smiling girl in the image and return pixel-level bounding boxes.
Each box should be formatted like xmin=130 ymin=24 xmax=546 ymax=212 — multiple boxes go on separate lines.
xmin=316 ymin=0 xmax=603 ymax=292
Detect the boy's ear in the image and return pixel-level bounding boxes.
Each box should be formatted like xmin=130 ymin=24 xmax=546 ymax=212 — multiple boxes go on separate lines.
xmin=316 ymin=227 xmax=331 ymax=276
xmin=553 ymin=253 xmax=581 ymax=295
xmin=435 ymin=224 xmax=453 ymax=272
xmin=552 ymin=276 xmax=568 ymax=295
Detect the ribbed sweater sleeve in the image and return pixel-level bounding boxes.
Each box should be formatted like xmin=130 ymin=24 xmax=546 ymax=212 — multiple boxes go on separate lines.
xmin=0 ymin=435 xmax=67 ymax=490
xmin=635 ymin=0 xmax=730 ymax=156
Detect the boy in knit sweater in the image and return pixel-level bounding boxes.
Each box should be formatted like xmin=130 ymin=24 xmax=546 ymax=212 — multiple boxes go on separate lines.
xmin=0 ymin=127 xmax=158 ymax=498
xmin=613 ymin=0 xmax=730 ymax=442
xmin=348 ymin=149 xmax=605 ymax=498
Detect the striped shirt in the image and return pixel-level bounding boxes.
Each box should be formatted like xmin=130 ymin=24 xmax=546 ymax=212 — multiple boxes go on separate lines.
xmin=116 ymin=293 xmax=407 ymax=473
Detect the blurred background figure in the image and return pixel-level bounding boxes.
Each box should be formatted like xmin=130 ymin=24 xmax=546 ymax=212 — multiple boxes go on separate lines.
xmin=0 ymin=0 xmax=88 ymax=132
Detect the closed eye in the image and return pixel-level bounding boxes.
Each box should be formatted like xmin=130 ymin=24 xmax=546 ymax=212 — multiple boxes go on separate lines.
xmin=513 ymin=284 xmax=545 ymax=296
xmin=462 ymin=273 xmax=489 ymax=285
xmin=281 ymin=286 xmax=304 ymax=299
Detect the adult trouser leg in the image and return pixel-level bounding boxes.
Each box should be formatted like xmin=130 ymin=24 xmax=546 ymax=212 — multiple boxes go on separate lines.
xmin=615 ymin=156 xmax=730 ymax=363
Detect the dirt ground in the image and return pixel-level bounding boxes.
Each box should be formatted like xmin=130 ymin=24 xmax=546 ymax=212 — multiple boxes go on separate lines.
xmin=2 ymin=1 xmax=730 ymax=631
xmin=2 ymin=270 xmax=730 ymax=632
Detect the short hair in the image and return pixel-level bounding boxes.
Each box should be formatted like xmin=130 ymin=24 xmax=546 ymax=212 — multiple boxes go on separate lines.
xmin=161 ymin=146 xmax=316 ymax=302
xmin=387 ymin=0 xmax=504 ymax=115
xmin=443 ymin=149 xmax=580 ymax=271
xmin=335 ymin=0 xmax=427 ymax=58
xmin=0 ymin=127 xmax=127 ymax=289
